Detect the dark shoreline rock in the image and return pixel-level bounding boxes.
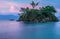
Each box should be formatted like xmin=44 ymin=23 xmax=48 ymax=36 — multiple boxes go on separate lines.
xmin=17 ymin=19 xmax=59 ymax=23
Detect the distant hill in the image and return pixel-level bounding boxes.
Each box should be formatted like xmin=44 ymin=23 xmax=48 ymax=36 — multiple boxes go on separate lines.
xmin=0 ymin=15 xmax=19 ymax=20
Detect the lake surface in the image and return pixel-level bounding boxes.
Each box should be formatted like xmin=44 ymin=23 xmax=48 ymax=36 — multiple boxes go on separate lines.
xmin=0 ymin=21 xmax=60 ymax=39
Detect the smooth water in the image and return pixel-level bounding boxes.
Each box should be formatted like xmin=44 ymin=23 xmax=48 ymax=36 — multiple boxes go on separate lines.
xmin=0 ymin=21 xmax=60 ymax=39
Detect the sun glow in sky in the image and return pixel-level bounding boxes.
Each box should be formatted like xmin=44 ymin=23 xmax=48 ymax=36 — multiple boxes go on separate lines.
xmin=0 ymin=0 xmax=60 ymax=16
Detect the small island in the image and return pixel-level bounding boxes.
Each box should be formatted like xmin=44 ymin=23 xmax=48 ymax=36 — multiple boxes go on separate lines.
xmin=18 ymin=1 xmax=59 ymax=22
xmin=10 ymin=19 xmax=14 ymax=21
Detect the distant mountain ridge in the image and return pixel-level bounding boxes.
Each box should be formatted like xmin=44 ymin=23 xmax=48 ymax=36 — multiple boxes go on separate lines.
xmin=0 ymin=14 xmax=59 ymax=21
xmin=0 ymin=15 xmax=19 ymax=20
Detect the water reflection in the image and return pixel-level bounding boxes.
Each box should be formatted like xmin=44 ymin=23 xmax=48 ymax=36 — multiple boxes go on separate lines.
xmin=20 ymin=22 xmax=56 ymax=39
xmin=0 ymin=21 xmax=24 ymax=39
xmin=0 ymin=21 xmax=60 ymax=39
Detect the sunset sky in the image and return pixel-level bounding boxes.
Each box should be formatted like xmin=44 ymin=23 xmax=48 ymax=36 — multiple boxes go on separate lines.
xmin=0 ymin=0 xmax=60 ymax=16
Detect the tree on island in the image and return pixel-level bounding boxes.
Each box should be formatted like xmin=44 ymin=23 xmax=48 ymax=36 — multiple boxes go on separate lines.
xmin=18 ymin=1 xmax=59 ymax=22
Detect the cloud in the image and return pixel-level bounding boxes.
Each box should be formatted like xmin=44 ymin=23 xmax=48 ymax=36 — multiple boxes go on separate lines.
xmin=0 ymin=1 xmax=18 ymax=13
xmin=0 ymin=1 xmax=33 ymax=14
xmin=55 ymin=8 xmax=60 ymax=17
xmin=0 ymin=0 xmax=41 ymax=13
xmin=56 ymin=9 xmax=60 ymax=12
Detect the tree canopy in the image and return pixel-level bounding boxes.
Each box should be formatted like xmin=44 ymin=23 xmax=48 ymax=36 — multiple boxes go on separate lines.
xmin=18 ymin=1 xmax=59 ymax=22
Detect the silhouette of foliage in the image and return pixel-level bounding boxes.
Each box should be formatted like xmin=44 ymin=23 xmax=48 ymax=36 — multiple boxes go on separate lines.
xmin=18 ymin=1 xmax=59 ymax=22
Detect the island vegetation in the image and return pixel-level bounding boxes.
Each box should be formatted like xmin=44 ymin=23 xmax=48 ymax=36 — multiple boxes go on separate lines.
xmin=18 ymin=1 xmax=59 ymax=22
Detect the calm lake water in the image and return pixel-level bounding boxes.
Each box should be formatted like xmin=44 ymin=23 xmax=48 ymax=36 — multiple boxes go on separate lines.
xmin=0 ymin=21 xmax=60 ymax=39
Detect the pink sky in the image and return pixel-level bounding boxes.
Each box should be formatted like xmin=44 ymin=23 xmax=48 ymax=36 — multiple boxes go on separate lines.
xmin=0 ymin=0 xmax=60 ymax=16
xmin=0 ymin=1 xmax=32 ymax=13
xmin=0 ymin=1 xmax=41 ymax=14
